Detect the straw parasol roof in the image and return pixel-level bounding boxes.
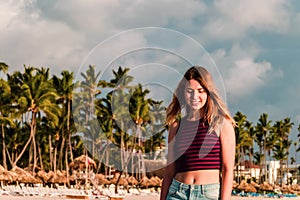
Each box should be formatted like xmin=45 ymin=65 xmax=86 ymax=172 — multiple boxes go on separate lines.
xmin=0 ymin=164 xmax=5 ymax=172
xmin=69 ymin=155 xmax=96 ymax=170
xmin=10 ymin=166 xmax=41 ymax=184
xmin=95 ymin=173 xmax=110 ymax=185
xmin=139 ymin=176 xmax=151 ymax=188
xmin=237 ymin=180 xmax=257 ymax=193
xmin=250 ymin=181 xmax=260 ymax=188
xmin=47 ymin=170 xmax=67 ymax=184
xmin=148 ymin=176 xmax=162 ymax=187
xmin=259 ymin=181 xmax=274 ymax=191
xmin=281 ymin=185 xmax=296 ymax=194
xmin=232 ymin=180 xmax=239 ymax=189
xmin=109 ymin=172 xmax=128 ymax=187
xmin=290 ymin=184 xmax=300 ymax=191
xmin=37 ymin=170 xmax=52 ymax=183
xmin=127 ymin=176 xmax=138 ymax=186
xmin=0 ymin=168 xmax=16 ymax=183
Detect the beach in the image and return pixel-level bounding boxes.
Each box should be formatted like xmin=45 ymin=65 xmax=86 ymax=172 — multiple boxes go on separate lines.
xmin=0 ymin=195 xmax=300 ymax=200
xmin=1 ymin=193 xmax=300 ymax=200
xmin=1 ymin=184 xmax=300 ymax=200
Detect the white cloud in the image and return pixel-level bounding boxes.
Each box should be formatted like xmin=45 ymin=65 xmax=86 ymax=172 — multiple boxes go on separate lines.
xmin=226 ymin=58 xmax=272 ymax=96
xmin=0 ymin=1 xmax=88 ymax=74
xmin=202 ymin=0 xmax=291 ymax=40
xmin=0 ymin=1 xmax=20 ymax=30
xmin=211 ymin=43 xmax=276 ymax=100
xmin=0 ymin=0 xmax=208 ymax=74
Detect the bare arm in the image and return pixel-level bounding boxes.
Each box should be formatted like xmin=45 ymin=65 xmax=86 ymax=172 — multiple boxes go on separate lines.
xmin=160 ymin=121 xmax=179 ymax=200
xmin=220 ymin=119 xmax=236 ymax=200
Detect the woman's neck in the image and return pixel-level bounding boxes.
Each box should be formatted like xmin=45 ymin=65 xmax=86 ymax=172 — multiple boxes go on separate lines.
xmin=186 ymin=111 xmax=204 ymax=121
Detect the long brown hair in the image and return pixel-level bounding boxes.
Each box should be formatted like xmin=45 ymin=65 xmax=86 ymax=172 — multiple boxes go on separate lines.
xmin=166 ymin=66 xmax=235 ymax=135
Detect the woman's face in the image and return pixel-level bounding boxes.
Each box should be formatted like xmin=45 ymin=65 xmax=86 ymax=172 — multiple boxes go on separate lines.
xmin=184 ymin=79 xmax=208 ymax=112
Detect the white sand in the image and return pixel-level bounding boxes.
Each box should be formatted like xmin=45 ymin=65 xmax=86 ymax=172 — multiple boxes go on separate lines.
xmin=1 ymin=194 xmax=300 ymax=200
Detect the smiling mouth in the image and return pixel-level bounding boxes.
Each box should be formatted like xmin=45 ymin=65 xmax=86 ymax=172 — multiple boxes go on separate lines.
xmin=191 ymin=101 xmax=200 ymax=105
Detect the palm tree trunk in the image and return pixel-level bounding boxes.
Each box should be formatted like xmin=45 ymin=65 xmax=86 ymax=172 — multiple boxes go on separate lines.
xmin=31 ymin=113 xmax=37 ymax=174
xmin=37 ymin=142 xmax=44 ymax=171
xmin=29 ymin=142 xmax=33 ymax=168
xmin=49 ymin=135 xmax=53 ymax=171
xmin=264 ymin=138 xmax=268 ymax=183
xmin=58 ymin=134 xmax=65 ymax=170
xmin=280 ymin=160 xmax=284 ymax=187
xmin=259 ymin=147 xmax=263 ymax=184
xmin=68 ymin=133 xmax=73 ymax=162
xmin=97 ymin=141 xmax=111 ymax=174
xmin=53 ymin=143 xmax=58 ymax=173
xmin=65 ymin=145 xmax=70 ymax=187
xmin=12 ymin=133 xmax=33 ymax=167
xmin=67 ymin=100 xmax=73 ymax=162
xmin=5 ymin=146 xmax=12 ymax=166
xmin=120 ymin=131 xmax=125 ymax=172
xmin=1 ymin=124 xmax=7 ymax=169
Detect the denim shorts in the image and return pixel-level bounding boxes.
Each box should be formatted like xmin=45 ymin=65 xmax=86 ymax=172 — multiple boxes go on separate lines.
xmin=166 ymin=178 xmax=220 ymax=200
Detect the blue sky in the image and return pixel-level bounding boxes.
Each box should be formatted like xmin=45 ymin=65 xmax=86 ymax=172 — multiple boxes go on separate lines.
xmin=1 ymin=0 xmax=300 ymax=155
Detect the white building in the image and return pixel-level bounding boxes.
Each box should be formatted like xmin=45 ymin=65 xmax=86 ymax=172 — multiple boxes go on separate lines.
xmin=266 ymin=160 xmax=280 ymax=184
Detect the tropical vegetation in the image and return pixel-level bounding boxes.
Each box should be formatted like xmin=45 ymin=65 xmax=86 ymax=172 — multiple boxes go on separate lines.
xmin=0 ymin=63 xmax=299 ymax=186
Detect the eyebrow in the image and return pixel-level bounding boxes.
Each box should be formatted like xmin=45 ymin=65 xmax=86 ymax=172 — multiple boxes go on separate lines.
xmin=186 ymin=86 xmax=204 ymax=89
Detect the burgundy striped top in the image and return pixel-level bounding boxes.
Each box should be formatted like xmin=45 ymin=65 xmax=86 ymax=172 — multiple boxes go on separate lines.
xmin=174 ymin=117 xmax=221 ymax=173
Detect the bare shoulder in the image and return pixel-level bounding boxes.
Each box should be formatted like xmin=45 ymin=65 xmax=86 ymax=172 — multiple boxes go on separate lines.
xmin=168 ymin=120 xmax=180 ymax=141
xmin=220 ymin=118 xmax=235 ymax=138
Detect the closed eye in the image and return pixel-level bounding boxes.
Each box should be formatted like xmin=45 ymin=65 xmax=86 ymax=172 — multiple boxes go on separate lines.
xmin=186 ymin=88 xmax=205 ymax=93
xmin=198 ymin=88 xmax=205 ymax=93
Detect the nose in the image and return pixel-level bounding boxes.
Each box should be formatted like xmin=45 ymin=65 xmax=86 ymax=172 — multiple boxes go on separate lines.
xmin=191 ymin=90 xmax=199 ymax=98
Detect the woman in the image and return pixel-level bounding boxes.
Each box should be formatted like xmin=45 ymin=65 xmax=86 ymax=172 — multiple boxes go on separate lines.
xmin=160 ymin=66 xmax=236 ymax=200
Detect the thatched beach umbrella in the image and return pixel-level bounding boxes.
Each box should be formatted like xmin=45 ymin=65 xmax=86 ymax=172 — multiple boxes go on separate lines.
xmin=232 ymin=181 xmax=239 ymax=189
xmin=47 ymin=170 xmax=67 ymax=184
xmin=10 ymin=166 xmax=41 ymax=184
xmin=0 ymin=164 xmax=5 ymax=172
xmin=250 ymin=181 xmax=260 ymax=188
xmin=290 ymin=184 xmax=300 ymax=191
xmin=69 ymin=155 xmax=96 ymax=170
xmin=127 ymin=176 xmax=138 ymax=186
xmin=237 ymin=180 xmax=257 ymax=193
xmin=259 ymin=181 xmax=274 ymax=191
xmin=148 ymin=176 xmax=162 ymax=187
xmin=95 ymin=173 xmax=110 ymax=185
xmin=0 ymin=171 xmax=13 ymax=182
xmin=37 ymin=170 xmax=52 ymax=183
xmin=109 ymin=172 xmax=119 ymax=185
xmin=118 ymin=176 xmax=128 ymax=187
xmin=109 ymin=172 xmax=128 ymax=187
xmin=0 ymin=165 xmax=14 ymax=182
xmin=281 ymin=185 xmax=296 ymax=194
xmin=139 ymin=176 xmax=151 ymax=188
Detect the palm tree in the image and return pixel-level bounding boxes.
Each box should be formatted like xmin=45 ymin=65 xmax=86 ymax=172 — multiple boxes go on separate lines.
xmin=256 ymin=113 xmax=272 ymax=183
xmin=283 ymin=118 xmax=294 ymax=184
xmin=5 ymin=122 xmax=29 ymax=167
xmin=129 ymin=84 xmax=153 ymax=179
xmin=97 ymin=66 xmax=133 ymax=166
xmin=79 ymin=65 xmax=102 ymax=124
xmin=0 ymin=78 xmax=15 ymax=169
xmin=291 ymin=142 xmax=298 ymax=165
xmin=234 ymin=111 xmax=253 ymax=183
xmin=272 ymin=118 xmax=293 ymax=186
xmin=11 ymin=66 xmax=60 ymax=172
xmin=96 ymin=92 xmax=116 ymax=175
xmin=0 ymin=62 xmax=9 ymax=74
xmin=143 ymin=100 xmax=166 ymax=159
xmin=297 ymin=125 xmax=300 ymax=162
xmin=52 ymin=71 xmax=76 ymax=174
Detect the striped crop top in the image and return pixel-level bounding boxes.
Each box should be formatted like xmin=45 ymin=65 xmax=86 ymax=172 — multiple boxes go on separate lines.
xmin=174 ymin=117 xmax=221 ymax=173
